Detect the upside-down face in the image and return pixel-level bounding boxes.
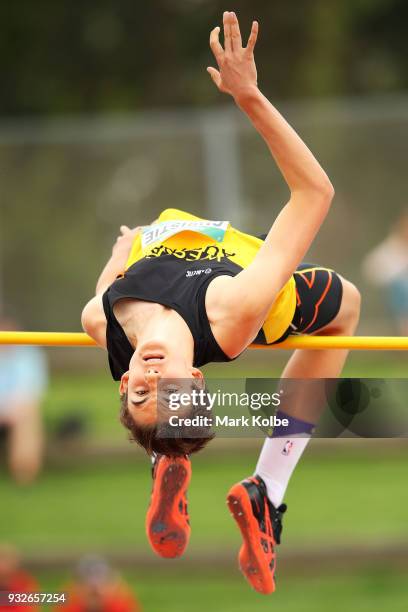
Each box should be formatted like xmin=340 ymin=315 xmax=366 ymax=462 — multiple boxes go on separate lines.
xmin=119 ymin=340 xmax=203 ymax=427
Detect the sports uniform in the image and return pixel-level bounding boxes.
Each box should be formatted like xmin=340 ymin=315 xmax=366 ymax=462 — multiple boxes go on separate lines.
xmin=102 ymin=208 xmax=343 ymax=379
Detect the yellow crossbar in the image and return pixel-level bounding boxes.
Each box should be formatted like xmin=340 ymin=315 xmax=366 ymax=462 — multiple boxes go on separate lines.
xmin=0 ymin=331 xmax=408 ymax=350
xmin=0 ymin=332 xmax=95 ymax=346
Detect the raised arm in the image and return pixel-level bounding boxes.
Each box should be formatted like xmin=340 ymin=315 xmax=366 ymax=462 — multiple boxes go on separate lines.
xmin=208 ymin=12 xmax=334 ymax=319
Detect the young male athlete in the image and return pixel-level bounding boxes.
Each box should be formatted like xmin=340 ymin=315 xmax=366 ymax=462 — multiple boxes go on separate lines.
xmin=81 ymin=12 xmax=360 ymax=595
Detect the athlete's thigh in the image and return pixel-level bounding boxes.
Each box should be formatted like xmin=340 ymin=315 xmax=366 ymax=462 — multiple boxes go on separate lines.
xmin=291 ymin=263 xmax=344 ymax=335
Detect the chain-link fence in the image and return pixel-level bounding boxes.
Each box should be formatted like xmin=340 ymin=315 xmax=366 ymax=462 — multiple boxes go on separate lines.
xmin=2 ymin=93 xmax=408 ymax=333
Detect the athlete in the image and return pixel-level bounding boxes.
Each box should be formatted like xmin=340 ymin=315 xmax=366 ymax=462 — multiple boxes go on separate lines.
xmin=81 ymin=12 xmax=361 ymax=595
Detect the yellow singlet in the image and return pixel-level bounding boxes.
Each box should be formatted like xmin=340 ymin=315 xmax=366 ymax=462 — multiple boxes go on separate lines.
xmin=125 ymin=208 xmax=296 ymax=344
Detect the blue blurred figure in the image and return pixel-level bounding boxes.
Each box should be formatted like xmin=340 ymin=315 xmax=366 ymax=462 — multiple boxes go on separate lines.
xmin=362 ymin=209 xmax=408 ymax=335
xmin=0 ymin=315 xmax=48 ymax=484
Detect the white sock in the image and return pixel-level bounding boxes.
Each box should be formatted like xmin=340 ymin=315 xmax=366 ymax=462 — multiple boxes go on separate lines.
xmin=255 ymin=436 xmax=311 ymax=507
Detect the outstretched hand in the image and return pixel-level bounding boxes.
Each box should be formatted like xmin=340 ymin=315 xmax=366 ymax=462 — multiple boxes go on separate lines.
xmin=208 ymin=11 xmax=258 ymax=99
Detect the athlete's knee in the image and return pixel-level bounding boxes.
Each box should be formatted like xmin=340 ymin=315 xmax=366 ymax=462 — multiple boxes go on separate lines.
xmin=340 ymin=278 xmax=361 ymax=329
xmin=345 ymin=279 xmax=361 ymax=317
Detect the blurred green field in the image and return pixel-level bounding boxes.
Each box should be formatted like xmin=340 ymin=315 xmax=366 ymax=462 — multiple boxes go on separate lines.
xmin=7 ymin=356 xmax=403 ymax=554
xmin=42 ymin=352 xmax=408 ymax=444
xmin=37 ymin=569 xmax=408 ymax=612
xmin=1 ymin=449 xmax=407 ymax=554
xmin=2 ymin=360 xmax=408 ymax=612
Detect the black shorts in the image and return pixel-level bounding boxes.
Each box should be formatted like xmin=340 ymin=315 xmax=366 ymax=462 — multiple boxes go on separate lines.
xmin=289 ymin=262 xmax=343 ymax=336
xmin=259 ymin=262 xmax=343 ymax=344
xmin=252 ymin=261 xmax=343 ymax=345
xmin=256 ymin=234 xmax=344 ymax=344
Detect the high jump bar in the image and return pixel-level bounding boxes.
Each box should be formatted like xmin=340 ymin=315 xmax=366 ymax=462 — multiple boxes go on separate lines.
xmin=0 ymin=331 xmax=408 ymax=350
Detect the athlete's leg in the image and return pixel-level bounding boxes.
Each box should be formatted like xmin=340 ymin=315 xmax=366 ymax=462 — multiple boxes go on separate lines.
xmin=228 ymin=276 xmax=360 ymax=594
xmin=279 ymin=276 xmax=361 ymax=411
xmin=256 ymin=277 xmax=361 ymax=506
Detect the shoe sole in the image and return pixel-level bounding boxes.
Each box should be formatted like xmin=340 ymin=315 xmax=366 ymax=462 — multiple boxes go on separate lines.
xmin=227 ymin=483 xmax=275 ymax=594
xmin=146 ymin=460 xmax=191 ymax=559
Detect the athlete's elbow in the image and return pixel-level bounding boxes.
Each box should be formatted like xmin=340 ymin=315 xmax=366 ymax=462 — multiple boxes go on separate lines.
xmin=81 ymin=302 xmax=96 ymax=336
xmin=308 ymin=178 xmax=334 ymax=212
xmin=81 ymin=313 xmax=104 ymax=347
xmin=292 ymin=179 xmax=334 ymax=214
xmin=320 ymin=178 xmax=335 ymax=204
xmin=81 ymin=309 xmax=92 ymax=335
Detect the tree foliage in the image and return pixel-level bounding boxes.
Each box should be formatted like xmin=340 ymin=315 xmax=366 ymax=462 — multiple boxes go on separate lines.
xmin=1 ymin=0 xmax=407 ymax=116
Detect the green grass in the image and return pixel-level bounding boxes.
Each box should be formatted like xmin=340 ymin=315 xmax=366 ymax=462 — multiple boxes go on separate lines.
xmin=35 ymin=569 xmax=408 ymax=612
xmin=4 ymin=364 xmax=407 ymax=612
xmin=1 ymin=450 xmax=407 ymax=555
xmin=43 ymin=371 xmax=123 ymax=443
xmin=43 ymin=353 xmax=408 ymax=445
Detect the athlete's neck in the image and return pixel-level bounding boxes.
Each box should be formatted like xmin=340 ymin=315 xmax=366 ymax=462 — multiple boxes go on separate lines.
xmin=118 ymin=300 xmax=195 ymax=362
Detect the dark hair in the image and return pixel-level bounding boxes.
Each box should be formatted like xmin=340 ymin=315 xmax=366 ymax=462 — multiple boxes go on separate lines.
xmin=119 ymin=385 xmax=215 ymax=457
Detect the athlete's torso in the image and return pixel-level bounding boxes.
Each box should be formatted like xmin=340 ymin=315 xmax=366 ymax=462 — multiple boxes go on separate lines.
xmin=103 ymin=209 xmax=297 ymax=380
xmin=103 ymin=254 xmax=241 ymax=379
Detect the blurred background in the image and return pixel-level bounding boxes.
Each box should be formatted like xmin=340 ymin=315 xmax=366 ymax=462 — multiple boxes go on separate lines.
xmin=1 ymin=1 xmax=407 ymax=611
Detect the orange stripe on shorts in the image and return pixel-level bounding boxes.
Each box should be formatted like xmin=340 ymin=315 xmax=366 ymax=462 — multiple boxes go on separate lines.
xmin=303 ymin=271 xmax=333 ymax=333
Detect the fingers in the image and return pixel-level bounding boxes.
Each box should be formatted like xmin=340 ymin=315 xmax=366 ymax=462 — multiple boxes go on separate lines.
xmin=209 ymin=26 xmax=223 ymax=65
xmin=120 ymin=225 xmax=140 ymax=237
xmin=206 ymin=67 xmax=221 ymax=89
xmin=210 ymin=13 xmax=257 ymax=67
xmin=245 ymin=20 xmax=259 ymax=54
xmin=223 ymin=11 xmax=232 ymax=54
xmin=230 ymin=12 xmax=242 ymax=50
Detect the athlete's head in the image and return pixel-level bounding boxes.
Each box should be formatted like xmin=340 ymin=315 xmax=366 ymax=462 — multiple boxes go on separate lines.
xmin=118 ymin=340 xmax=214 ymax=456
